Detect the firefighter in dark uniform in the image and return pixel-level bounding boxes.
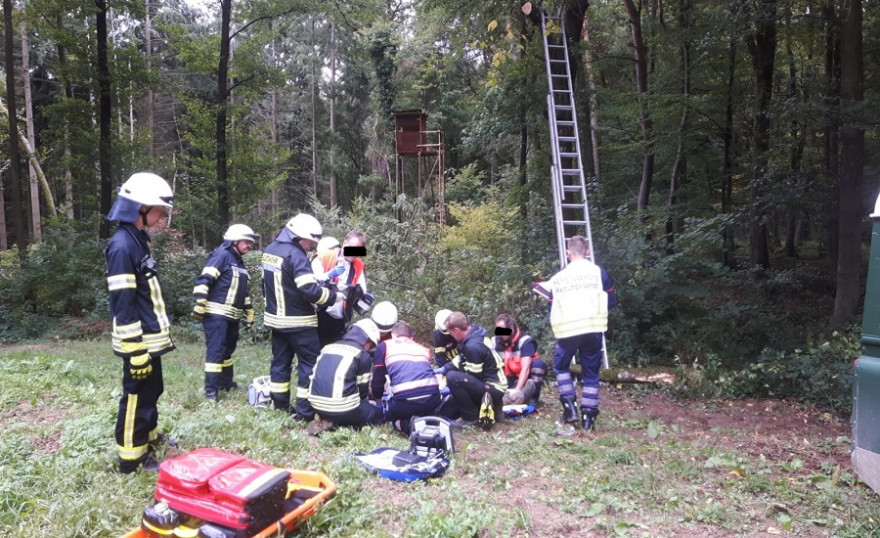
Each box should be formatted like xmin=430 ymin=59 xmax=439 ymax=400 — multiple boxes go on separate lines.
xmin=431 ymin=309 xmax=458 ymax=367
xmin=262 ymin=213 xmax=338 ymax=421
xmin=105 ymin=172 xmax=175 ymax=474
xmin=371 ymin=321 xmax=440 ymax=433
xmin=192 ymin=224 xmax=257 ymax=400
xmin=307 ymin=319 xmax=384 ymax=430
xmin=436 ymin=311 xmax=506 ymax=429
xmin=494 ymin=313 xmax=547 ymax=406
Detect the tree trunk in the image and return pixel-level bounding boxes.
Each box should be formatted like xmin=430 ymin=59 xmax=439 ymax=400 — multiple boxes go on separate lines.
xmin=57 ymin=15 xmax=75 ymax=219
xmin=329 ymin=22 xmax=338 ymax=208
xmin=146 ymin=0 xmax=155 ymax=157
xmin=823 ymin=1 xmax=841 ymax=281
xmin=784 ymin=27 xmax=804 ymax=258
xmin=622 ymin=0 xmax=655 ymax=230
xmin=97 ymin=0 xmax=113 ymax=239
xmin=746 ymin=0 xmax=776 ymax=269
xmin=666 ymin=0 xmax=691 ymax=255
xmin=829 ymin=0 xmax=863 ymax=329
xmin=581 ymin=14 xmax=601 ymax=180
xmin=21 ymin=21 xmax=41 ymax=242
xmin=3 ymin=0 xmax=26 ymax=256
xmin=215 ymin=0 xmax=232 ymax=231
xmin=721 ymin=37 xmax=736 ymax=268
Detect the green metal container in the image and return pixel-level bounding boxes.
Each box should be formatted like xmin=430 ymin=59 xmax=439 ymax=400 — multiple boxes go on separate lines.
xmin=852 ymin=195 xmax=880 ymax=493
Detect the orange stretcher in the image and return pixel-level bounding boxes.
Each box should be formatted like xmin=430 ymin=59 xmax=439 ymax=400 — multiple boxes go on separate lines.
xmin=120 ymin=469 xmax=336 ymax=538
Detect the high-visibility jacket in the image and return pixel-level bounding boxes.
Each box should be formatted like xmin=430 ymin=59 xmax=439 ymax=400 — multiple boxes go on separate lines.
xmin=371 ymin=336 xmax=438 ymax=400
xmin=193 ymin=242 xmax=252 ymax=320
xmin=311 ymin=250 xmax=366 ymax=320
xmin=443 ymin=324 xmax=506 ymax=392
xmin=105 ymin=223 xmax=174 ymax=357
xmin=262 ymin=229 xmax=336 ymax=331
xmin=536 ymin=258 xmax=615 ymax=339
xmin=432 ymin=330 xmax=459 ymax=367
xmin=308 ymin=327 xmax=373 ymax=415
xmin=495 ymin=329 xmax=539 ymax=378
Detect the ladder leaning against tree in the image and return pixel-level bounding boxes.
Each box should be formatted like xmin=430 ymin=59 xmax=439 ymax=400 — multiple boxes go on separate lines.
xmin=529 ymin=3 xmax=609 ymax=369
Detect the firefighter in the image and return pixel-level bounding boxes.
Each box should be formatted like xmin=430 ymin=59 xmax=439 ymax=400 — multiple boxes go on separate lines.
xmin=371 ymin=301 xmax=398 ymax=342
xmin=105 ymin=172 xmax=175 ymax=473
xmin=311 ymin=230 xmax=373 ymax=346
xmin=432 ymin=308 xmax=458 ymax=367
xmin=494 ymin=313 xmax=547 ymax=406
xmin=371 ymin=321 xmax=440 ymax=434
xmin=435 ymin=312 xmax=506 ymax=429
xmin=192 ymin=224 xmax=258 ymax=400
xmin=307 ymin=319 xmax=384 ymax=433
xmin=532 ymin=235 xmax=618 ymax=431
xmin=262 ymin=213 xmax=338 ymax=422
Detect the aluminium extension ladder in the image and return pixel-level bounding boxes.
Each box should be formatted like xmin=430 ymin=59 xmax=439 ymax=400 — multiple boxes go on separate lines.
xmin=538 ymin=8 xmax=608 ymax=369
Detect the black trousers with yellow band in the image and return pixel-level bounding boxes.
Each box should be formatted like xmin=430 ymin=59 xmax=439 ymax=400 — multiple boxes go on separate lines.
xmin=116 ymin=355 xmax=164 ymax=472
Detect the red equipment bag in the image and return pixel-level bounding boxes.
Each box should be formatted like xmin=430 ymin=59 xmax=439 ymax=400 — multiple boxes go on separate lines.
xmin=154 ymin=448 xmax=291 ymax=536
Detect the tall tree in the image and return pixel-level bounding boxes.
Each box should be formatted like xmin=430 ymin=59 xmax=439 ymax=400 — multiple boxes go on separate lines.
xmin=622 ymin=0 xmax=655 ymax=229
xmin=745 ymin=0 xmax=776 ymax=268
xmin=3 ymin=0 xmax=27 ymax=257
xmin=829 ymin=0 xmax=864 ymax=328
xmin=97 ymin=0 xmax=113 ymax=239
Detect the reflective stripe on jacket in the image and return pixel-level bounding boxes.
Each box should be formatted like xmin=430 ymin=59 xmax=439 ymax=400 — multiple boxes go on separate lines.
xmin=193 ymin=242 xmax=251 ymax=320
xmin=105 ymin=223 xmax=174 ymax=356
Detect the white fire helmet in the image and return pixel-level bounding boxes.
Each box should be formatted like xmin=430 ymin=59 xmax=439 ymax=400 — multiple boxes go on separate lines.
xmin=118 ymin=172 xmax=173 ymax=208
xmin=354 ymin=318 xmax=381 ymax=345
xmin=316 ymin=236 xmax=341 ymax=253
xmin=285 ymin=213 xmax=322 ymax=242
xmin=371 ymin=301 xmax=398 ymax=334
xmin=435 ymin=309 xmax=453 ymax=334
xmin=223 ymin=224 xmax=258 ymax=243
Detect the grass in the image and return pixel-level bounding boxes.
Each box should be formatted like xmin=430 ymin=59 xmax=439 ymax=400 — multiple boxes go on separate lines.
xmin=1 ymin=338 xmax=880 ymax=537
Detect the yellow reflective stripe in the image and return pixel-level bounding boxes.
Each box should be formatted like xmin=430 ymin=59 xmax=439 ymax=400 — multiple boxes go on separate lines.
xmin=123 ymin=393 xmax=137 ymax=454
xmin=113 ymin=320 xmax=143 ymax=339
xmin=270 ymin=381 xmax=290 ymax=393
xmin=295 ymin=386 xmax=310 ymax=399
xmin=244 ymin=297 xmax=253 ymax=308
xmin=274 ymin=272 xmax=285 ymax=316
xmin=193 ymin=284 xmax=210 ymax=296
xmin=391 ymin=378 xmax=438 ymax=393
xmin=225 ymin=271 xmax=240 ymax=305
xmin=141 ymin=330 xmax=173 ymax=354
xmin=205 ymin=302 xmax=243 ymax=318
xmin=294 ymin=274 xmax=318 ymax=288
xmin=222 ymin=358 xmax=233 ymax=367
xmin=356 ymin=372 xmax=371 ymax=385
xmin=148 ymin=277 xmax=170 ymax=330
xmin=149 ymin=428 xmax=158 ymax=443
xmin=205 ymin=363 xmax=223 ymax=373
xmin=202 ymin=266 xmax=221 ymax=279
xmin=310 ymin=394 xmax=360 ymax=412
xmin=107 ymin=274 xmax=136 ymax=291
xmin=263 ymin=313 xmax=317 ymax=329
xmin=463 ymin=362 xmax=482 ymax=374
xmin=314 ymin=287 xmax=331 ymax=305
xmin=118 ymin=443 xmax=149 ymax=461
xmin=434 ymin=347 xmax=445 ymax=354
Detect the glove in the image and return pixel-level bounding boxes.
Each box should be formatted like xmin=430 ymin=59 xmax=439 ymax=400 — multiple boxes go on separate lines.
xmin=327 ymin=265 xmax=346 ymax=279
xmin=129 ymin=349 xmax=153 ymax=380
xmin=243 ymin=308 xmax=254 ymax=328
xmin=191 ymin=299 xmax=206 ymax=321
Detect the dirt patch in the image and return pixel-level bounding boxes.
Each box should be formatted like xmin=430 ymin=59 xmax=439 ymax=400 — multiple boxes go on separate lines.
xmin=3 ymin=398 xmax=67 ymax=428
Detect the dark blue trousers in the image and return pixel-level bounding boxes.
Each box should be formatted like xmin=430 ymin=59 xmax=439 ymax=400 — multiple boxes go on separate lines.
xmin=270 ymin=328 xmax=321 ymax=420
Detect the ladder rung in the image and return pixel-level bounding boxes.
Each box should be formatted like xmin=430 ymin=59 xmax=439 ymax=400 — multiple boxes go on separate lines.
xmin=563 ymin=220 xmax=588 ymax=226
xmin=557 ymin=136 xmax=576 ymax=142
xmin=561 ymin=203 xmax=586 ymax=210
xmin=560 ymin=168 xmax=581 ymax=175
xmin=560 ymin=152 xmax=578 ymax=158
xmin=563 ymin=185 xmax=583 ymax=192
xmin=556 ymin=121 xmax=575 ymax=126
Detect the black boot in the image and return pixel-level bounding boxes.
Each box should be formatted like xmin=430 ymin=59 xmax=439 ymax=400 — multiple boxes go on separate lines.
xmin=558 ymin=394 xmax=578 ymax=424
xmin=581 ymin=407 xmax=599 ymax=431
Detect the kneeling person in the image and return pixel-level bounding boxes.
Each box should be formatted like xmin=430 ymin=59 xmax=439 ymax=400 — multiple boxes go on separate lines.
xmin=494 ymin=314 xmax=547 ymax=406
xmin=372 ymin=321 xmax=440 ymax=433
xmin=308 ymin=319 xmax=384 ymax=429
xmin=437 ymin=312 xmax=506 ymax=428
